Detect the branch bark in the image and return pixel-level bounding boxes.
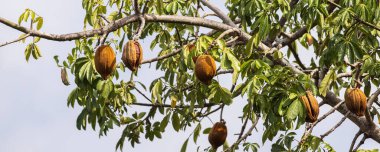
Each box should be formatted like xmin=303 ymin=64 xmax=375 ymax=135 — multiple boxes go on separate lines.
xmin=200 ymin=0 xmax=236 ymax=27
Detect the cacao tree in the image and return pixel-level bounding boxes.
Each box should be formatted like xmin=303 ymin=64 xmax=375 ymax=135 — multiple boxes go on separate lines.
xmin=1 ymin=0 xmax=380 ymax=151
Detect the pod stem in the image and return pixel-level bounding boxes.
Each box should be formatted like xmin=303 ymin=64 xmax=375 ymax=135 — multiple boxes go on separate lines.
xmin=354 ymin=63 xmax=362 ymax=88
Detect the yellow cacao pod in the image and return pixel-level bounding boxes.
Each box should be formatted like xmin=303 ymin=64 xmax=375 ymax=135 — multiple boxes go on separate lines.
xmin=299 ymin=91 xmax=319 ymax=122
xmin=195 ymin=55 xmax=216 ymax=85
xmin=306 ymin=33 xmax=313 ymax=46
xmin=122 ymin=40 xmax=143 ymax=71
xmin=94 ymin=45 xmax=116 ymax=80
xmin=208 ymin=121 xmax=227 ymax=150
xmin=345 ymin=88 xmax=367 ymax=116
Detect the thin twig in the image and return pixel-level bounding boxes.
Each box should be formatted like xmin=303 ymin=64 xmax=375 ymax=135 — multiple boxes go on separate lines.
xmin=131 ymin=102 xmax=215 ymax=109
xmin=307 ymin=101 xmax=345 ymax=130
xmin=141 ymin=48 xmax=182 ymax=64
xmin=216 ymin=28 xmax=240 ymax=41
xmin=99 ymin=15 xmax=110 ymax=23
xmin=320 ymin=112 xmax=349 ymax=139
xmin=0 ymin=33 xmax=30 ymax=47
xmin=237 ymin=112 xmax=250 ymax=140
xmin=199 ymin=106 xmax=222 ymax=117
xmin=288 ymin=43 xmax=306 ymax=70
xmin=133 ymin=16 xmax=146 ymax=40
xmin=327 ymin=0 xmax=380 ymax=32
xmin=224 ymin=115 xmax=259 ymax=152
xmin=353 ymin=135 xmax=367 ymax=152
xmin=118 ymin=0 xmax=125 ymax=17
xmin=349 ymin=130 xmax=363 ymax=152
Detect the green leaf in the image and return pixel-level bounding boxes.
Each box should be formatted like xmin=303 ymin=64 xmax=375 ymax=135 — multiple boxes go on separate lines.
xmin=151 ymin=80 xmax=163 ymax=104
xmin=24 ymin=44 xmax=32 ymax=62
xmin=286 ymin=99 xmax=303 ymax=120
xmin=160 ymin=114 xmax=170 ymax=132
xmin=156 ymin=0 xmax=163 ymax=15
xmin=79 ymin=62 xmax=91 ymax=81
xmin=180 ymin=138 xmax=189 ymax=152
xmin=36 ymin=17 xmax=43 ymax=30
xmin=319 ymin=69 xmax=336 ymax=97
xmin=203 ymin=127 xmax=211 ymax=134
xmin=172 ymin=112 xmax=180 ymax=132
xmin=67 ymin=88 xmax=78 ymax=108
xmin=18 ymin=12 xmax=25 ymax=25
xmin=193 ymin=123 xmax=201 ymax=143
xmin=98 ymin=79 xmax=114 ymax=99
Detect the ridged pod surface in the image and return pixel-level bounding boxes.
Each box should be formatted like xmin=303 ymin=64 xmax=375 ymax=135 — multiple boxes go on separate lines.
xmin=94 ymin=45 xmax=116 ymax=80
xmin=122 ymin=40 xmax=143 ymax=71
xmin=195 ymin=55 xmax=216 ymax=85
xmin=299 ymin=91 xmax=319 ymax=122
xmin=345 ymin=88 xmax=367 ymax=116
xmin=208 ymin=121 xmax=227 ymax=150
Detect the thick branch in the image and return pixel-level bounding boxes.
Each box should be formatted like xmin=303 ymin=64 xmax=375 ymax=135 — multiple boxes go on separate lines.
xmin=0 ymin=14 xmax=250 ymax=41
xmin=200 ymin=0 xmax=236 ymax=27
xmin=324 ymin=92 xmax=380 ymax=143
xmin=367 ymin=88 xmax=380 ymax=107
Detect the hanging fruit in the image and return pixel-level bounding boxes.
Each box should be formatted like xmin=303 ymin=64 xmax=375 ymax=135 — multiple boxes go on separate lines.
xmin=299 ymin=91 xmax=319 ymax=123
xmin=208 ymin=120 xmax=227 ymax=150
xmin=122 ymin=40 xmax=143 ymax=71
xmin=94 ymin=45 xmax=116 ymax=80
xmin=195 ymin=55 xmax=216 ymax=85
xmin=306 ymin=33 xmax=313 ymax=46
xmin=61 ymin=68 xmax=70 ymax=85
xmin=345 ymin=88 xmax=367 ymax=116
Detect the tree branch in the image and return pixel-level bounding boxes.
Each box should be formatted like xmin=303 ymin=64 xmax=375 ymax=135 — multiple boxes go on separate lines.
xmin=309 ymin=101 xmax=345 ymax=129
xmin=224 ymin=115 xmax=259 ymax=152
xmin=353 ymin=135 xmax=367 ymax=152
xmin=349 ymin=130 xmax=363 ymax=152
xmin=320 ymin=112 xmax=349 ymax=139
xmin=327 ymin=0 xmax=380 ymax=32
xmin=324 ymin=92 xmax=380 ymax=143
xmin=288 ymin=43 xmax=306 ymax=70
xmin=0 ymin=14 xmax=248 ymax=41
xmin=0 ymin=33 xmax=30 ymax=47
xmin=131 ymin=102 xmax=215 ymax=109
xmin=200 ymin=0 xmax=236 ymax=27
xmin=367 ymin=87 xmax=380 ymax=107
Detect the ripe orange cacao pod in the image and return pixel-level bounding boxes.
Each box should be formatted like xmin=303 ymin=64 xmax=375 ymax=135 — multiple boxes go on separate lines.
xmin=94 ymin=45 xmax=116 ymax=80
xmin=208 ymin=121 xmax=227 ymax=150
xmin=195 ymin=55 xmax=216 ymax=85
xmin=122 ymin=40 xmax=143 ymax=71
xmin=299 ymin=91 xmax=319 ymax=122
xmin=345 ymin=88 xmax=367 ymax=116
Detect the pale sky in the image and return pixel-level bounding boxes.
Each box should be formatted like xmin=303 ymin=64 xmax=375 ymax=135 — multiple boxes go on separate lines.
xmin=0 ymin=0 xmax=378 ymax=151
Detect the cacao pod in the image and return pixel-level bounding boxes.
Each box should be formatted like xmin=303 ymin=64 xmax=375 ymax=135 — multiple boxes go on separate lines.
xmin=195 ymin=55 xmax=216 ymax=85
xmin=61 ymin=68 xmax=70 ymax=86
xmin=345 ymin=88 xmax=367 ymax=116
xmin=306 ymin=33 xmax=313 ymax=46
xmin=94 ymin=45 xmax=116 ymax=80
xmin=208 ymin=121 xmax=227 ymax=150
xmin=122 ymin=40 xmax=143 ymax=71
xmin=299 ymin=91 xmax=319 ymax=122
